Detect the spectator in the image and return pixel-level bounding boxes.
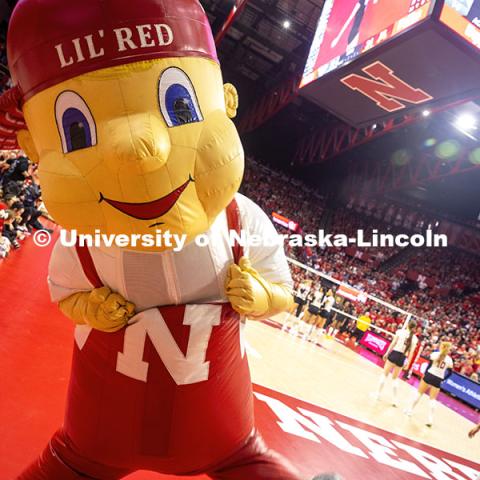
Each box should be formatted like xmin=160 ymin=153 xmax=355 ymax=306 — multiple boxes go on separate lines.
xmin=0 ymin=233 xmax=10 ymax=258
xmin=2 ymin=209 xmax=20 ymax=248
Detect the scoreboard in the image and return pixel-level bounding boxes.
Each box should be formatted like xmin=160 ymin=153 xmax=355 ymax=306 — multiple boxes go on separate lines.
xmin=300 ymin=0 xmax=480 ymax=126
xmin=441 ymin=0 xmax=480 ymax=48
xmin=301 ymin=0 xmax=435 ymax=88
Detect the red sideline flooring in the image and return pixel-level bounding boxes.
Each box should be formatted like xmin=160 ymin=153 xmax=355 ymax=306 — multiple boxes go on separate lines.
xmin=1 ymin=232 xmax=479 ymax=480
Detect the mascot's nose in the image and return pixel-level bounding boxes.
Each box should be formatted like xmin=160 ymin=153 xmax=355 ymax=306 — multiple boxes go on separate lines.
xmin=103 ymin=113 xmax=171 ymax=174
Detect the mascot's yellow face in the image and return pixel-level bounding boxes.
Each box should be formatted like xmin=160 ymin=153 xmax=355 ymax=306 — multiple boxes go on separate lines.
xmin=19 ymin=57 xmax=244 ymax=251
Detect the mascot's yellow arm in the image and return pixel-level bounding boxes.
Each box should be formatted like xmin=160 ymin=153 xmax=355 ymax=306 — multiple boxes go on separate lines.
xmin=226 ymin=257 xmax=294 ymax=320
xmin=59 ymin=287 xmax=136 ymax=333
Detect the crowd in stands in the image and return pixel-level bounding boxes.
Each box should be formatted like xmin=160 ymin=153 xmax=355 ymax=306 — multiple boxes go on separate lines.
xmin=240 ymin=159 xmax=326 ymax=241
xmin=0 ymin=151 xmax=51 ymax=258
xmin=240 ymin=158 xmax=480 ymax=379
xmin=406 ymin=248 xmax=480 ymax=293
xmin=327 ymin=208 xmax=404 ymax=264
xmin=0 ymin=29 xmax=46 ymax=256
xmin=0 ymin=22 xmax=11 ymax=96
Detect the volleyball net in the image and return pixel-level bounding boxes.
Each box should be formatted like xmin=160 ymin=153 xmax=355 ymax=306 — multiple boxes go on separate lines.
xmin=286 ymin=257 xmax=428 ymax=342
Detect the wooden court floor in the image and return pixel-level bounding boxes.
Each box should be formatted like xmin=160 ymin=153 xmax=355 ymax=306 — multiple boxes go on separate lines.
xmin=245 ymin=314 xmax=478 ymax=464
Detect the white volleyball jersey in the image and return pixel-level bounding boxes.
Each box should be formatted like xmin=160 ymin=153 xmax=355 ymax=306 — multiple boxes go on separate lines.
xmin=296 ymin=283 xmax=310 ymax=300
xmin=428 ymin=352 xmax=453 ymax=379
xmin=310 ymin=290 xmax=324 ymax=308
xmin=392 ymin=328 xmax=418 ymax=354
xmin=322 ymin=295 xmax=335 ymax=312
xmin=48 ymin=194 xmax=293 ymax=311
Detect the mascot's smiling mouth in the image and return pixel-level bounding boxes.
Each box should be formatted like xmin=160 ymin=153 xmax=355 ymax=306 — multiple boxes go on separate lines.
xmin=99 ymin=175 xmax=194 ymax=224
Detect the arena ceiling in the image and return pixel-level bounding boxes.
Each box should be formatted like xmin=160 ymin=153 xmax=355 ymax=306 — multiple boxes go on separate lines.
xmin=201 ymin=0 xmax=480 ymax=226
xmin=202 ymin=0 xmax=324 ymax=87
xmin=201 ymin=0 xmax=339 ymax=128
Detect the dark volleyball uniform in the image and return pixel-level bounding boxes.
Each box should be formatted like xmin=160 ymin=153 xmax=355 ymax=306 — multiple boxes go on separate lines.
xmin=387 ymin=328 xmax=418 ymax=367
xmin=320 ymin=295 xmax=335 ymax=326
xmin=308 ymin=290 xmax=324 ymax=316
xmin=293 ymin=282 xmax=310 ymax=317
xmin=423 ymin=352 xmax=453 ymax=388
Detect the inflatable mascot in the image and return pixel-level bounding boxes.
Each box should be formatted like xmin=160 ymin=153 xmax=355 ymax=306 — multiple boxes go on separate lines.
xmin=2 ymin=0 xmax=329 ymax=478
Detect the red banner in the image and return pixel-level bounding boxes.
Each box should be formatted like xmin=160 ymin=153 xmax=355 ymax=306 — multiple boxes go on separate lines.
xmin=345 ymin=247 xmax=372 ymax=263
xmin=337 ymin=284 xmax=368 ymax=303
xmin=272 ymin=212 xmax=299 ymax=232
xmin=406 ymin=270 xmax=436 ymax=288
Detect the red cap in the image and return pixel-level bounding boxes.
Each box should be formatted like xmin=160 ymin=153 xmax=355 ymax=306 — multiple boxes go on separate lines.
xmin=7 ymin=0 xmax=218 ymax=101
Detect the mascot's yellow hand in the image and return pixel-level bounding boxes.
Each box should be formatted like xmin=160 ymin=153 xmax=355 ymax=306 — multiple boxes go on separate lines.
xmin=59 ymin=287 xmax=136 ymax=333
xmin=225 ymin=257 xmax=293 ymax=319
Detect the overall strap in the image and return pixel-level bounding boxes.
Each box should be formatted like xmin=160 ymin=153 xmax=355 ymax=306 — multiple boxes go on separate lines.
xmin=75 ymin=242 xmax=103 ymax=288
xmin=225 ymin=198 xmax=244 ymax=264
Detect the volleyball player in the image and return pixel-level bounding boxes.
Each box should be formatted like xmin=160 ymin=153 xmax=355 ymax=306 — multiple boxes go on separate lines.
xmin=303 ymin=286 xmax=325 ymax=339
xmin=373 ymin=320 xmax=418 ymax=406
xmin=405 ymin=341 xmax=454 ymax=427
xmin=310 ymin=289 xmax=335 ymax=343
xmin=293 ymin=279 xmax=312 ymax=316
xmin=319 ymin=289 xmax=336 ymax=331
xmin=282 ymin=279 xmax=311 ymax=334
xmin=326 ymin=297 xmax=350 ymax=339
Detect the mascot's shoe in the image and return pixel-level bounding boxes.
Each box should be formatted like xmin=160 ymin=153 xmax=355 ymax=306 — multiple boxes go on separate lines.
xmin=312 ymin=474 xmax=344 ymax=480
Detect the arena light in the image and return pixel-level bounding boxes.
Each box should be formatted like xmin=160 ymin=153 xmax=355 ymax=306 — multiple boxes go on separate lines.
xmin=424 ymin=137 xmax=437 ymax=148
xmin=282 ymin=20 xmax=291 ymax=29
xmin=435 ymin=140 xmax=461 ymax=161
xmin=391 ymin=148 xmax=411 ymax=167
xmin=422 ymin=110 xmax=431 ymax=117
xmin=469 ymin=147 xmax=480 ymax=165
xmin=455 ymin=113 xmax=477 ymax=132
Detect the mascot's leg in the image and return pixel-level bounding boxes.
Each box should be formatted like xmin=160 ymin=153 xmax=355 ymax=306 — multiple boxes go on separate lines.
xmin=206 ymin=430 xmax=303 ymax=480
xmin=17 ymin=431 xmax=131 ymax=480
xmin=17 ymin=443 xmax=92 ymax=480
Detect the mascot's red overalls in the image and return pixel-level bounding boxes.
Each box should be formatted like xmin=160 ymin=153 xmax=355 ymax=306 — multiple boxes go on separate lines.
xmin=3 ymin=0 xmax=304 ymax=478
xmin=19 ymin=196 xmax=299 ymax=479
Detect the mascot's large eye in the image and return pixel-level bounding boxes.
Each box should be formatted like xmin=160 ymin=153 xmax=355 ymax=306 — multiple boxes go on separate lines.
xmin=158 ymin=67 xmax=203 ymax=127
xmin=55 ymin=91 xmax=97 ymax=153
